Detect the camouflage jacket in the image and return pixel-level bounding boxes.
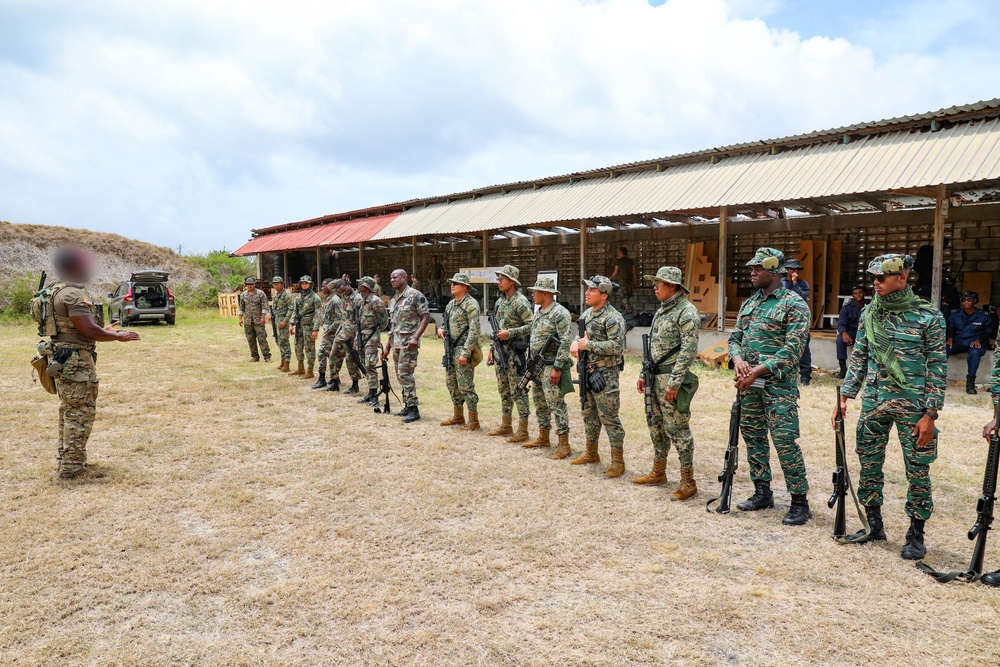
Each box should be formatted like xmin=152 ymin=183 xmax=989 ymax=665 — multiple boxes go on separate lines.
xmin=360 ymin=292 xmax=388 ymax=339
xmin=991 ymin=324 xmax=1000 ymax=406
xmin=373 ymin=284 xmax=384 ymax=298
xmin=842 ymin=298 xmax=947 ymax=412
xmin=649 ymin=292 xmax=701 ymax=389
xmin=320 ymin=293 xmax=342 ymax=337
xmin=728 ymin=286 xmax=809 ymax=385
xmin=495 ymin=290 xmax=533 ymax=340
xmin=389 ymin=286 xmax=430 ymax=349
xmin=271 ymin=288 xmax=295 ymax=326
xmin=295 ymin=290 xmax=322 ymax=332
xmin=530 ymin=301 xmax=573 ymax=371
xmin=238 ymin=289 xmax=269 ymax=322
xmin=444 ymin=294 xmax=482 ymax=358
xmin=579 ymin=303 xmax=626 ymax=364
xmin=336 ymin=291 xmax=365 ymax=342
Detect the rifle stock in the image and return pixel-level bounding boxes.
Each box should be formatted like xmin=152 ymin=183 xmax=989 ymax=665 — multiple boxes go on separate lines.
xmin=830 ymin=385 xmax=848 ymax=538
xmin=517 ymin=334 xmax=559 ymax=392
xmin=488 ymin=312 xmax=510 ymax=375
xmin=577 ymin=319 xmax=589 ymax=408
xmin=640 ymin=334 xmax=655 ymax=428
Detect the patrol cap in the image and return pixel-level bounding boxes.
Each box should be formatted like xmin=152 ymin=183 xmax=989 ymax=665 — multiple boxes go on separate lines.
xmin=582 ymin=275 xmax=617 ymax=295
xmin=866 ymin=254 xmax=913 ymax=276
xmin=782 ymin=258 xmax=804 ymax=271
xmin=746 ymin=248 xmax=785 ymax=272
xmin=961 ymin=290 xmax=979 ymax=302
xmin=496 ymin=264 xmax=521 ymax=285
xmin=528 ymin=276 xmax=559 ymax=294
xmin=358 ymin=276 xmax=376 ymax=291
xmin=299 ymin=275 xmax=314 ymax=284
xmin=270 ymin=276 xmax=285 ymax=284
xmin=644 ymin=266 xmax=689 ymax=294
xmin=244 ymin=276 xmax=257 ymax=285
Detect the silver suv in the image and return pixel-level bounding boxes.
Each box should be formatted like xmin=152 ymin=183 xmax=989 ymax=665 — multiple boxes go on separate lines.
xmin=107 ymin=270 xmax=176 ymax=325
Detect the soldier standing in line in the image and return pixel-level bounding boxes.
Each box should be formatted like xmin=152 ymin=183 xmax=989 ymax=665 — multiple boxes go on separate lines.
xmin=488 ymin=265 xmax=533 ymax=442
xmin=633 ymin=267 xmax=701 ymax=500
xmin=437 ymin=273 xmax=483 ymax=431
xmin=979 ymin=322 xmax=1000 ymax=586
xmin=330 ymin=281 xmax=365 ymax=395
xmin=311 ymin=278 xmax=341 ymax=390
xmin=728 ymin=248 xmax=813 ymax=526
xmin=836 ymin=254 xmax=946 ymax=560
xmin=290 ymin=275 xmax=321 ymax=378
xmin=609 ymin=246 xmax=639 ymax=316
xmin=46 ymin=246 xmax=141 ymax=479
xmin=238 ymin=277 xmax=271 ymax=363
xmin=521 ymin=276 xmax=574 ymax=455
xmin=382 ymin=269 xmax=431 ymax=423
xmin=356 ymin=276 xmax=389 ymax=405
xmin=270 ymin=276 xmax=295 ymax=373
xmin=569 ymin=275 xmax=627 ymax=475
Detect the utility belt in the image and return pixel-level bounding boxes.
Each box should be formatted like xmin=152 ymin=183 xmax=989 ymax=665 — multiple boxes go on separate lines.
xmin=587 ymin=357 xmax=620 ymax=370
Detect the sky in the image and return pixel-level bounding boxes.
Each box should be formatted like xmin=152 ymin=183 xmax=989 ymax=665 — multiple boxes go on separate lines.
xmin=1 ymin=0 xmax=998 ymax=253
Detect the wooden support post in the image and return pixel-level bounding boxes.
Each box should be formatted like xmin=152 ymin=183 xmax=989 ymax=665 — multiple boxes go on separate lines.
xmin=482 ymin=231 xmax=490 ymax=313
xmin=411 ymin=237 xmax=418 ymax=282
xmin=283 ymin=251 xmax=288 ymax=284
xmin=579 ymin=219 xmax=588 ymax=313
xmin=315 ymin=247 xmax=321 ymax=283
xmin=931 ymin=184 xmax=947 ymax=308
xmin=257 ymin=254 xmax=263 ymax=280
xmin=358 ymin=244 xmax=364 ymax=279
xmin=717 ymin=206 xmax=728 ymax=332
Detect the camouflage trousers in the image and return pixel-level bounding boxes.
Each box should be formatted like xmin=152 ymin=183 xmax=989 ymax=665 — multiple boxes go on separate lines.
xmin=494 ymin=359 xmax=529 ymax=420
xmin=739 ymin=384 xmax=809 ymax=495
xmin=445 ymin=350 xmax=479 ymax=411
xmin=856 ymin=402 xmax=937 ymax=520
xmin=582 ymin=367 xmax=624 ymax=451
xmin=294 ymin=318 xmax=317 ymax=367
xmin=617 ymin=285 xmax=635 ymax=315
xmin=244 ymin=317 xmax=270 ymax=360
xmin=316 ymin=330 xmax=336 ymax=374
xmin=531 ymin=365 xmax=570 ymax=436
xmin=648 ymin=373 xmax=694 ymax=467
xmin=393 ymin=346 xmax=420 ymax=407
xmin=55 ymin=349 xmax=99 ymax=477
xmin=363 ymin=333 xmax=381 ymax=392
xmin=274 ymin=324 xmax=291 ymax=361
xmin=331 ymin=338 xmax=361 ymax=381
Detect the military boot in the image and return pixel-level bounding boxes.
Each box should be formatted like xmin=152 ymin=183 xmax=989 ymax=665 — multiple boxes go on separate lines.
xmin=488 ymin=415 xmax=513 ymax=437
xmin=737 ymin=481 xmax=774 ymax=511
xmin=571 ymin=441 xmax=600 ymax=465
xmin=402 ymin=405 xmax=421 ymax=423
xmin=967 ymin=374 xmax=978 ymax=395
xmin=507 ymin=419 xmax=530 ymax=444
xmin=782 ymin=494 xmax=812 ymax=526
xmin=441 ymin=405 xmax=466 ymax=426
xmin=394 ymin=405 xmax=413 ymax=417
xmin=461 ymin=410 xmax=481 ymax=432
xmin=901 ymin=517 xmax=927 ymax=560
xmin=310 ymin=372 xmax=327 ymax=390
xmin=282 ymin=360 xmax=291 ymax=372
xmin=358 ymin=389 xmax=377 ymax=404
xmin=522 ymin=428 xmax=551 ymax=449
xmin=290 ymin=362 xmax=305 ymax=376
xmin=633 ymin=457 xmax=666 ymax=484
xmin=325 ymin=378 xmax=341 ymax=392
xmin=980 ymin=570 xmax=1000 ymax=587
xmin=344 ymin=379 xmax=360 ymax=395
xmin=551 ymin=433 xmax=572 ymax=459
xmin=838 ymin=360 xmax=847 ymax=379
xmin=847 ymin=504 xmax=887 ymax=543
xmin=604 ymin=449 xmax=625 ymax=478
xmin=671 ymin=467 xmax=698 ymax=500
xmin=302 ymin=365 xmax=314 ymax=380
xmin=58 ymin=464 xmax=106 ymax=480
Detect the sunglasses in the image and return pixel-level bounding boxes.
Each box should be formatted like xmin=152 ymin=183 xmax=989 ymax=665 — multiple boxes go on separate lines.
xmin=873 ymin=274 xmax=898 ymax=283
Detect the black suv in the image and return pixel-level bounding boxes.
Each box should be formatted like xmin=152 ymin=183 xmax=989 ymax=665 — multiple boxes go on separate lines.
xmin=107 ymin=270 xmax=176 ymax=325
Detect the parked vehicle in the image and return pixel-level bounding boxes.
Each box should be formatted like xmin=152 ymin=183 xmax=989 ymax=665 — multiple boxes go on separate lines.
xmin=107 ymin=270 xmax=176 ymax=325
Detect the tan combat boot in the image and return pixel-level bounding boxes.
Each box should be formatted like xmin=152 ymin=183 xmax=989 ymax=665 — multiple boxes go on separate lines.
xmin=671 ymin=467 xmax=698 ymax=501
xmin=507 ymin=419 xmax=530 ymax=444
xmin=604 ymin=449 xmax=625 ymax=479
xmin=303 ymin=365 xmax=314 ymax=380
xmin=461 ymin=411 xmax=481 ymax=432
xmin=570 ymin=441 xmax=600 ymax=465
xmin=441 ymin=405 xmax=466 ymax=426
xmin=633 ymin=457 xmax=667 ymax=485
xmin=522 ymin=428 xmax=551 ymax=448
xmin=290 ymin=361 xmax=305 ymax=376
xmin=551 ymin=433 xmax=572 ymax=459
xmin=488 ymin=415 xmax=513 ymax=437
xmin=277 ymin=360 xmax=288 ymax=372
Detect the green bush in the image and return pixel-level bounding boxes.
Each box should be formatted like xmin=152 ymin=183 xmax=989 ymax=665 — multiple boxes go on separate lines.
xmin=0 ymin=271 xmax=40 ymax=319
xmin=188 ymin=251 xmax=255 ymax=294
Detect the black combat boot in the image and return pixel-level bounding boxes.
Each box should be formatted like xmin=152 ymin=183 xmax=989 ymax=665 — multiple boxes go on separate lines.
xmin=980 ymin=570 xmax=1000 ymax=586
xmin=838 ymin=360 xmax=847 ymax=379
xmin=901 ymin=516 xmax=927 ymax=560
xmin=967 ymin=375 xmax=978 ymax=395
xmin=848 ymin=504 xmax=887 ymax=542
xmin=344 ymin=379 xmax=360 ymax=395
xmin=394 ymin=404 xmax=412 ymax=417
xmin=782 ymin=494 xmax=812 ymax=526
xmin=358 ymin=389 xmax=377 ymax=404
xmin=310 ymin=372 xmax=327 ymax=390
xmin=402 ymin=405 xmax=421 ymax=423
xmin=737 ymin=481 xmax=774 ymax=512
xmin=324 ymin=378 xmax=341 ymax=392
xmin=366 ymin=391 xmax=381 ymax=407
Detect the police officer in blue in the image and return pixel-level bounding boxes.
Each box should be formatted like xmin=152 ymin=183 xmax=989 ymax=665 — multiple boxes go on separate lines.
xmin=836 ymin=286 xmax=867 ymax=379
xmin=946 ymin=291 xmax=993 ymax=394
xmin=781 ymin=258 xmax=812 ymax=385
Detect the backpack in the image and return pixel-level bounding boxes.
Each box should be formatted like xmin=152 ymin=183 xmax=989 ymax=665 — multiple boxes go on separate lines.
xmin=30 ymin=281 xmax=67 ymax=339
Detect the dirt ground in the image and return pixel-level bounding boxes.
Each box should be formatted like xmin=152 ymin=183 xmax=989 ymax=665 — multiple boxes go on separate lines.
xmin=2 ymin=311 xmax=999 ymax=666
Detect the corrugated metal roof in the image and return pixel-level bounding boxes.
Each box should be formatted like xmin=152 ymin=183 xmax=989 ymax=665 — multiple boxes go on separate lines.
xmin=233 ymin=213 xmax=399 ymax=255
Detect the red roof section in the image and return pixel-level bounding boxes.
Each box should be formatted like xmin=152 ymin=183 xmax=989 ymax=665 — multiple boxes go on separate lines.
xmin=233 ymin=212 xmax=400 ymax=256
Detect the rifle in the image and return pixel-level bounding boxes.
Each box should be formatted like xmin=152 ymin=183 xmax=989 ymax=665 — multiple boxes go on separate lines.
xmin=487 ymin=312 xmax=510 ymax=375
xmin=829 ymin=385 xmax=871 ymax=542
xmin=347 ymin=306 xmax=367 ymax=375
xmin=706 ymin=394 xmax=741 ymax=514
xmin=517 ymin=334 xmax=560 ymax=392
xmin=442 ymin=309 xmax=454 ymax=372
xmin=640 ymin=334 xmax=656 ymax=428
xmin=373 ymin=357 xmax=400 ymax=414
xmin=37 ymin=271 xmax=46 ymax=293
xmin=269 ymin=304 xmax=278 ymax=338
xmin=577 ymin=318 xmax=590 ymax=408
xmin=918 ymin=402 xmax=1000 ymax=583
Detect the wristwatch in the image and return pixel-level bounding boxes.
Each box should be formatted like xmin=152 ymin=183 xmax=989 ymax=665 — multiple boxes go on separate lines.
xmin=923 ymin=409 xmax=939 ymax=420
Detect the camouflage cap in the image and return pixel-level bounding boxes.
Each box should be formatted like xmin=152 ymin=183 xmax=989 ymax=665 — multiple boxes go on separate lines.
xmin=496 ymin=264 xmax=521 ymax=285
xmin=746 ymin=248 xmax=785 ymax=272
xmin=448 ymin=272 xmax=473 ymax=287
xmin=866 ymin=253 xmax=913 ymax=276
xmin=644 ymin=266 xmax=689 ymax=293
xmin=358 ymin=276 xmax=376 ymax=290
xmin=961 ymin=290 xmax=979 ymax=301
xmin=299 ymin=275 xmax=314 ymax=284
xmin=244 ymin=276 xmax=257 ymax=285
xmin=528 ymin=276 xmax=559 ymax=294
xmin=270 ymin=276 xmax=285 ymax=284
xmin=582 ymin=275 xmax=616 ymax=295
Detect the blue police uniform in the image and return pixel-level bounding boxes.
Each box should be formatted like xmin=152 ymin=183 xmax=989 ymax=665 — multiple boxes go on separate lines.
xmin=837 ymin=298 xmax=865 ymax=361
xmin=947 ymin=307 xmax=993 ymax=376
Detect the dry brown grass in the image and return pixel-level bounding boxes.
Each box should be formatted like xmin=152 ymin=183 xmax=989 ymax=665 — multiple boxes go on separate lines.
xmin=2 ymin=312 xmax=999 ymax=666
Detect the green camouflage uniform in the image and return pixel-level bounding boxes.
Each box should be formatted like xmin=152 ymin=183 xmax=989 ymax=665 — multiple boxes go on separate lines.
xmin=530 ymin=301 xmax=573 ymax=435
xmin=331 ymin=290 xmax=364 ymax=381
xmin=294 ymin=288 xmax=322 ymax=367
xmin=494 ymin=289 xmax=533 ymax=421
xmin=992 ymin=322 xmax=1000 ymax=404
xmin=238 ymin=288 xmax=271 ymax=360
xmin=316 ymin=292 xmax=342 ymax=377
xmin=579 ymin=303 xmax=626 ymax=451
xmin=842 ymin=285 xmax=946 ymax=521
xmin=359 ymin=291 xmax=388 ymax=392
xmin=444 ymin=293 xmax=482 ymax=411
xmin=647 ymin=292 xmax=701 ymax=467
xmin=389 ymin=286 xmax=430 ymax=408
xmin=271 ymin=287 xmax=295 ymax=362
xmin=728 ymin=286 xmax=811 ymax=495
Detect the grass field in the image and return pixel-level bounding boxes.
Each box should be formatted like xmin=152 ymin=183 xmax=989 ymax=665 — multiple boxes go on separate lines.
xmin=2 ymin=310 xmax=999 ymax=666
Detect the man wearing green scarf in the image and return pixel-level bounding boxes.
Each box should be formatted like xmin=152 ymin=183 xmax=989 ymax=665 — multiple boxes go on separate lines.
xmin=836 ymin=253 xmax=946 ymax=561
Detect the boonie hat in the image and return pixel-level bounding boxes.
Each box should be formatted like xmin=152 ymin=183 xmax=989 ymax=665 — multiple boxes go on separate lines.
xmin=358 ymin=276 xmax=376 ymax=290
xmin=866 ymin=254 xmax=913 ymax=276
xmin=448 ymin=272 xmax=473 ymax=287
xmin=496 ymin=265 xmax=521 ymax=285
xmin=746 ymin=248 xmax=785 ymax=272
xmin=644 ymin=266 xmax=689 ymax=294
xmin=299 ymin=275 xmax=314 ymax=284
xmin=528 ymin=276 xmax=560 ymax=294
xmin=244 ymin=276 xmax=257 ymax=285
xmin=782 ymin=258 xmax=804 ymax=271
xmin=581 ymin=275 xmax=617 ymax=295
xmin=270 ymin=276 xmax=284 ymax=284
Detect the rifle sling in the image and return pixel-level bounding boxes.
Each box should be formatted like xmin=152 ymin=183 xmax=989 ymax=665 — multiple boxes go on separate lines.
xmin=833 ymin=427 xmax=873 ymax=545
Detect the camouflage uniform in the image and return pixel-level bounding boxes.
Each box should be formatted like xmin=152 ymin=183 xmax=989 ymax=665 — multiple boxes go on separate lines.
xmin=358 ymin=285 xmax=388 ymax=392
xmin=389 ymin=285 xmax=430 ymax=408
xmin=238 ymin=287 xmax=271 ymax=361
xmin=316 ymin=291 xmax=342 ymax=377
xmin=992 ymin=322 xmax=1000 ymax=403
xmin=331 ymin=290 xmax=364 ymax=381
xmin=842 ymin=259 xmax=947 ymax=522
xmin=728 ymin=271 xmax=811 ymax=496
xmin=578 ymin=301 xmax=627 ymax=451
xmin=494 ymin=287 xmax=533 ymax=421
xmin=294 ymin=285 xmax=322 ymax=367
xmin=270 ymin=282 xmax=295 ymax=363
xmin=443 ymin=292 xmax=482 ymax=411
xmin=530 ymin=297 xmax=573 ymax=435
